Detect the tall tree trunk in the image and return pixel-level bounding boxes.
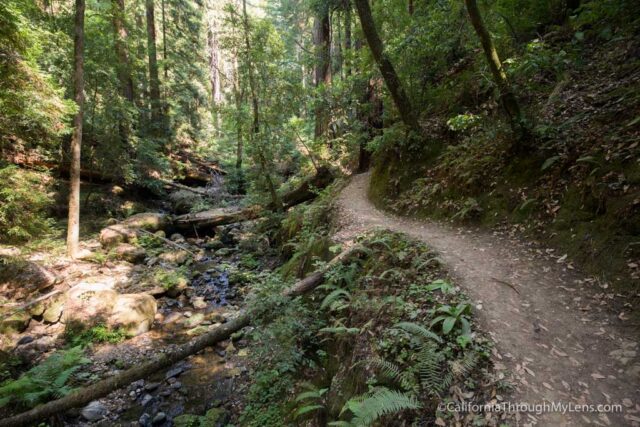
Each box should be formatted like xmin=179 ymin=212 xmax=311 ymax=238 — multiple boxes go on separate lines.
xmin=207 ymin=16 xmax=222 ymax=134
xmin=111 ymin=0 xmax=134 ymax=154
xmin=112 ymin=0 xmax=134 ymax=102
xmin=232 ymin=55 xmax=245 ymax=194
xmin=161 ymin=0 xmax=168 ymax=80
xmin=463 ymin=0 xmax=527 ymax=143
xmin=353 ymin=0 xmax=419 ymax=133
xmin=344 ymin=1 xmax=352 ymax=76
xmin=146 ymin=0 xmax=162 ymax=128
xmin=313 ymin=4 xmax=331 ymax=139
xmin=241 ymin=0 xmax=280 ymax=209
xmin=67 ymin=0 xmax=85 ymax=258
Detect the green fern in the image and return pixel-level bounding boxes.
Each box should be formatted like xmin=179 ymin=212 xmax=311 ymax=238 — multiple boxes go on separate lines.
xmin=0 ymin=346 xmax=89 ymax=409
xmin=332 ymin=387 xmax=421 ymax=426
xmin=393 ymin=321 xmax=443 ymax=344
xmin=371 ymin=358 xmax=416 ymax=392
xmin=321 ymin=288 xmax=351 ymax=311
xmin=294 ymin=386 xmax=328 ymax=419
xmin=415 ymin=344 xmax=451 ymax=397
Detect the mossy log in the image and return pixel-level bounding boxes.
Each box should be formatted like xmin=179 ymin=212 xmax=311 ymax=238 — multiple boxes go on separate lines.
xmin=173 ymin=167 xmax=335 ymax=230
xmin=0 ymin=245 xmax=364 ymax=427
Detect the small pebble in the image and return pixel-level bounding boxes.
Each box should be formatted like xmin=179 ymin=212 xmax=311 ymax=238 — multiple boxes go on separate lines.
xmin=152 ymin=412 xmax=166 ymax=424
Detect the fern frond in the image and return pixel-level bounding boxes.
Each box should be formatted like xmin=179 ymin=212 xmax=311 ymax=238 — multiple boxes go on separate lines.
xmin=450 ymin=351 xmax=479 ymax=378
xmin=295 ymin=404 xmax=324 ymax=418
xmin=372 ymin=358 xmax=415 ymax=392
xmin=393 ymin=322 xmax=443 ymax=344
xmin=415 ymin=344 xmax=447 ymax=397
xmin=347 ymin=388 xmax=421 ymax=426
xmin=321 ymin=288 xmax=351 ymax=311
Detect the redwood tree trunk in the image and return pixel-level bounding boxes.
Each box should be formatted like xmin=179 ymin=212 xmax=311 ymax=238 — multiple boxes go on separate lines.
xmin=111 ymin=0 xmax=134 ymax=153
xmin=313 ymin=4 xmax=331 ymax=139
xmin=353 ymin=0 xmax=419 ymax=133
xmin=67 ymin=0 xmax=85 ymax=258
xmin=146 ymin=0 xmax=162 ymax=127
xmin=207 ymin=16 xmax=222 ymax=133
xmin=112 ymin=0 xmax=134 ymax=102
xmin=344 ymin=1 xmax=352 ymax=76
xmin=463 ymin=0 xmax=527 ymax=143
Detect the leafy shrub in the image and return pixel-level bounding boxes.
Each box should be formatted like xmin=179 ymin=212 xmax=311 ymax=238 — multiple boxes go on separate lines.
xmin=0 ymin=166 xmax=54 ymax=242
xmin=0 ymin=346 xmax=89 ymax=409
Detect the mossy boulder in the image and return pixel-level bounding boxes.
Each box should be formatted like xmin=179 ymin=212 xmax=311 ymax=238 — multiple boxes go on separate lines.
xmin=99 ymin=224 xmax=137 ymax=248
xmin=0 ymin=311 xmax=30 ymax=335
xmin=158 ymin=250 xmax=190 ymax=265
xmin=108 ymin=293 xmax=157 ymax=336
xmin=114 ymin=244 xmax=146 ymax=263
xmin=29 ymin=292 xmax=65 ymax=323
xmin=173 ymin=414 xmax=202 ymax=427
xmin=63 ymin=282 xmax=118 ymax=326
xmin=122 ymin=212 xmax=169 ymax=231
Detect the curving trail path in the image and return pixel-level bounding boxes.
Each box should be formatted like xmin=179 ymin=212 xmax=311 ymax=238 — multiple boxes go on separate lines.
xmin=335 ymin=173 xmax=639 ymax=427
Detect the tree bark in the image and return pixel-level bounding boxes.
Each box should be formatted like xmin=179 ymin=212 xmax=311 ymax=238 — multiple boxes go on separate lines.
xmin=232 ymin=55 xmax=245 ymax=194
xmin=0 ymin=245 xmax=366 ymax=427
xmin=66 ymin=0 xmax=85 ymax=259
xmin=344 ymin=1 xmax=352 ymax=76
xmin=463 ymin=0 xmax=527 ymax=143
xmin=353 ymin=0 xmax=419 ymax=133
xmin=207 ymin=16 xmax=223 ymax=133
xmin=111 ymin=0 xmax=134 ymax=103
xmin=313 ymin=4 xmax=331 ymax=139
xmin=161 ymin=0 xmax=168 ymax=80
xmin=145 ymin=0 xmax=162 ymax=127
xmin=111 ymin=0 xmax=134 ymax=154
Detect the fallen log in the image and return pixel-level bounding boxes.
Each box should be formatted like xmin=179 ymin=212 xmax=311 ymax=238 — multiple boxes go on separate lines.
xmin=173 ymin=167 xmax=335 ymax=230
xmin=281 ymin=165 xmax=334 ymax=209
xmin=0 ymin=245 xmax=365 ymax=427
xmin=173 ymin=205 xmax=264 ymax=230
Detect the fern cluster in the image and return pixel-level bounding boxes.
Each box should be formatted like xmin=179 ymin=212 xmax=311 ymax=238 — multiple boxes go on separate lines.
xmin=0 ymin=346 xmax=89 ymax=409
xmin=330 ymin=387 xmax=421 ymax=427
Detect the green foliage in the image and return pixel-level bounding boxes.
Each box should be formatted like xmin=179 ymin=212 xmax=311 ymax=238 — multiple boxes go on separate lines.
xmin=331 ymin=387 xmax=421 ymax=427
xmin=430 ymin=303 xmax=472 ymax=336
xmin=0 ymin=346 xmax=89 ymax=409
xmin=154 ymin=266 xmax=190 ymax=291
xmin=64 ymin=324 xmax=129 ymax=347
xmin=294 ymin=385 xmax=328 ymax=419
xmin=446 ymin=113 xmax=481 ymax=132
xmin=0 ymin=166 xmax=54 ymax=242
xmin=0 ymin=1 xmax=73 ymax=152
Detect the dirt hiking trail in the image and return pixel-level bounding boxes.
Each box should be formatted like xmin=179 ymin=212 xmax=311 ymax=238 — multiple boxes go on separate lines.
xmin=336 ymin=173 xmax=640 ymax=427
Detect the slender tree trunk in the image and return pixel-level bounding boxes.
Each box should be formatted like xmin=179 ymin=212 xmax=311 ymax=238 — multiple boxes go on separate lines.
xmin=207 ymin=16 xmax=222 ymax=134
xmin=353 ymin=0 xmax=419 ymax=133
xmin=463 ymin=0 xmax=527 ymax=142
xmin=67 ymin=0 xmax=85 ymax=258
xmin=111 ymin=0 xmax=134 ymax=155
xmin=241 ymin=0 xmax=280 ymax=209
xmin=408 ymin=0 xmax=414 ymax=15
xmin=112 ymin=0 xmax=134 ymax=102
xmin=344 ymin=1 xmax=352 ymax=76
xmin=161 ymin=0 xmax=168 ymax=80
xmin=232 ymin=55 xmax=245 ymax=194
xmin=146 ymin=0 xmax=162 ymax=128
xmin=313 ymin=4 xmax=331 ymax=139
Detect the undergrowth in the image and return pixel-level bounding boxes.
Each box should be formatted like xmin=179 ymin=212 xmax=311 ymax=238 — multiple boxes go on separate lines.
xmin=236 ymin=191 xmax=502 ymax=427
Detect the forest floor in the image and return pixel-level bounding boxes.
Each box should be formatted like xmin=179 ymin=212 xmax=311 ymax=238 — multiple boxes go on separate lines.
xmin=335 ymin=173 xmax=640 ymax=426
